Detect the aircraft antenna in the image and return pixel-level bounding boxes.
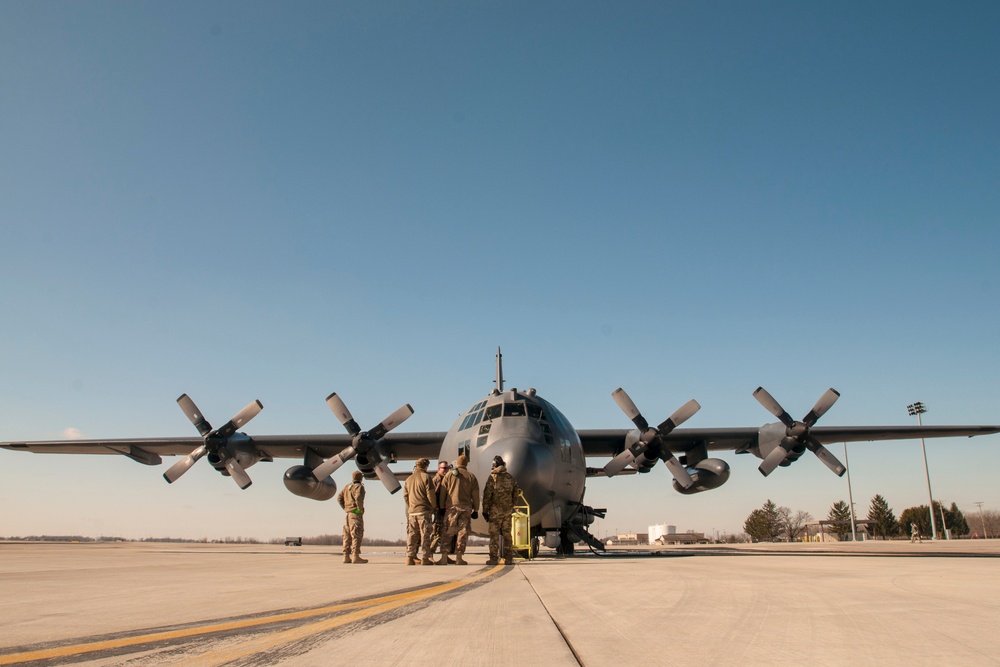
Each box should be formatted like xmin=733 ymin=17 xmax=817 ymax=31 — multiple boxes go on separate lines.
xmin=495 ymin=346 xmax=504 ymax=392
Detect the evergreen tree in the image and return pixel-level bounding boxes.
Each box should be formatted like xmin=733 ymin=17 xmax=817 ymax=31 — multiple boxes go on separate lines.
xmin=903 ymin=501 xmax=971 ymax=538
xmin=867 ymin=494 xmax=899 ymax=539
xmin=744 ymin=499 xmax=782 ymax=542
xmin=744 ymin=509 xmax=770 ymax=542
xmin=947 ymin=502 xmax=969 ymax=537
xmin=761 ymin=499 xmax=781 ymax=541
xmin=827 ymin=500 xmax=852 ymax=541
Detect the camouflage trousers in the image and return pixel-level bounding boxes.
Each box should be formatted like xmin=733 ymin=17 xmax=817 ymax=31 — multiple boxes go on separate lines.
xmin=406 ymin=511 xmax=434 ymax=560
xmin=343 ymin=513 xmax=364 ymax=556
xmin=429 ymin=511 xmax=444 ymax=553
xmin=488 ymin=511 xmax=514 ymax=561
xmin=441 ymin=507 xmax=473 ymax=556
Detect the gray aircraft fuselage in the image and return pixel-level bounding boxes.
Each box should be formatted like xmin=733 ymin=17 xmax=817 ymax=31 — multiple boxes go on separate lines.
xmin=438 ymin=386 xmax=588 ymax=549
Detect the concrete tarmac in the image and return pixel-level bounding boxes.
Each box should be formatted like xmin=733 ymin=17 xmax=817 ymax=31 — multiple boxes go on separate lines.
xmin=2 ymin=540 xmax=999 ymax=666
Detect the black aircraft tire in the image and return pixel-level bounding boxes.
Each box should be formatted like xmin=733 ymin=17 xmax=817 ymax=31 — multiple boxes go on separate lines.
xmin=558 ymin=530 xmax=575 ymax=556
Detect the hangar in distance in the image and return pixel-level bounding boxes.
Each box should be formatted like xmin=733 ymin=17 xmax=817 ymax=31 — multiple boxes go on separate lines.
xmin=4 ymin=349 xmax=998 ymax=555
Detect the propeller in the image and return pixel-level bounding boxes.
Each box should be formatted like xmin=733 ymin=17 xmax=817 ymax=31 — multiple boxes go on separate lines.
xmin=163 ymin=394 xmax=263 ymax=489
xmin=752 ymin=386 xmax=846 ymax=477
xmin=312 ymin=392 xmax=414 ymax=493
xmin=603 ymin=388 xmax=700 ymax=488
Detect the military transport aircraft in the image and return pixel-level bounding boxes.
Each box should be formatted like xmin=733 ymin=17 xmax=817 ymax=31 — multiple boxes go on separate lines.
xmin=3 ymin=349 xmax=999 ymax=554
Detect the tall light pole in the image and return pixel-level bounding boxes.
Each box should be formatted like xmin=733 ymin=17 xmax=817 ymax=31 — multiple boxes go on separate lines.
xmin=843 ymin=442 xmax=858 ymax=541
xmin=907 ymin=401 xmax=937 ymax=540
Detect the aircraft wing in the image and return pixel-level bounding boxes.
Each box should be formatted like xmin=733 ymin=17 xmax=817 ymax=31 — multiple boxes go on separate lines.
xmin=0 ymin=432 xmax=448 ymax=466
xmin=579 ymin=424 xmax=1000 ymax=457
xmin=578 ymin=428 xmax=756 ymax=456
xmin=808 ymin=425 xmax=1000 ymax=443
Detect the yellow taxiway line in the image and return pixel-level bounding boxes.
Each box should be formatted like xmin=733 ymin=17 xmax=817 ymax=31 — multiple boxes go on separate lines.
xmin=0 ymin=565 xmax=505 ymax=666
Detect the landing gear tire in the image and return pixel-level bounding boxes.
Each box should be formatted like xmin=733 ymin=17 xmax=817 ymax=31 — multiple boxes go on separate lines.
xmin=558 ymin=529 xmax=575 ymax=556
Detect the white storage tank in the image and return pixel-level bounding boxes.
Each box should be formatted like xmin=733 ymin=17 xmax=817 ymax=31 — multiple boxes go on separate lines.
xmin=648 ymin=524 xmax=676 ymax=544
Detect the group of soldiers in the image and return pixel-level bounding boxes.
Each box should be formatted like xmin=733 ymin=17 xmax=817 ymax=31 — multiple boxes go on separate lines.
xmin=336 ymin=454 xmax=522 ymax=566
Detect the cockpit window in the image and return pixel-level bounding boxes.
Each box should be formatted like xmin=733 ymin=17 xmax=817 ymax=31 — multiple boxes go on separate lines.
xmin=503 ymin=402 xmax=526 ymax=417
xmin=483 ymin=404 xmax=502 ymax=421
xmin=527 ymin=403 xmax=543 ymax=420
xmin=459 ymin=407 xmax=486 ymax=431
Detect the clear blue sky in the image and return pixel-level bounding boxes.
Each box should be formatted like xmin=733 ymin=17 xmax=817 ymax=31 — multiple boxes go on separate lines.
xmin=2 ymin=2 xmax=998 ymax=541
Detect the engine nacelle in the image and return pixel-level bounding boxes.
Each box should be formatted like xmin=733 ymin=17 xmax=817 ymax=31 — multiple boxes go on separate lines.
xmin=633 ymin=452 xmax=658 ymax=474
xmin=208 ymin=435 xmax=265 ymax=475
xmin=672 ymin=458 xmax=730 ymax=495
xmin=754 ymin=422 xmax=805 ymax=467
xmin=283 ymin=465 xmax=338 ymax=501
xmin=355 ymin=451 xmax=387 ymax=481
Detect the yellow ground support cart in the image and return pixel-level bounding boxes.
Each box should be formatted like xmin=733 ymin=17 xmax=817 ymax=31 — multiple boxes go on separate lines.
xmin=511 ymin=490 xmax=532 ymax=560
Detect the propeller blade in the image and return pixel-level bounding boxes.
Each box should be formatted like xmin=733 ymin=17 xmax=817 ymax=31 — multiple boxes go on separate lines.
xmin=803 ymin=388 xmax=840 ymax=427
xmin=805 ymin=436 xmax=847 ymax=476
xmin=163 ymin=444 xmax=207 ymax=484
xmin=662 ymin=454 xmax=694 ymax=489
xmin=603 ymin=448 xmax=638 ymax=477
xmin=326 ymin=393 xmax=362 ymax=436
xmin=657 ymin=399 xmax=701 ymax=433
xmin=312 ymin=445 xmax=357 ymax=480
xmin=224 ymin=457 xmax=253 ymax=490
xmin=214 ymin=400 xmax=264 ymax=439
xmin=373 ymin=460 xmax=401 ymax=494
xmin=177 ymin=394 xmax=212 ymax=437
xmin=367 ymin=404 xmax=415 ymax=441
xmin=753 ymin=387 xmax=795 ymax=428
xmin=612 ymin=388 xmax=649 ymax=431
xmin=758 ymin=444 xmax=789 ymax=477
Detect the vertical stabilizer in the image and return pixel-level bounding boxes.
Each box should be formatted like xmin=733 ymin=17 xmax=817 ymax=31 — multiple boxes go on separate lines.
xmin=495 ymin=346 xmax=504 ymax=392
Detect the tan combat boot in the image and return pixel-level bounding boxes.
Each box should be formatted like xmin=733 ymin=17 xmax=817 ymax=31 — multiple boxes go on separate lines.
xmin=352 ymin=554 xmax=369 ymax=564
xmin=421 ymin=557 xmax=434 ymax=566
xmin=405 ymin=556 xmax=416 ymax=566
xmin=435 ymin=553 xmax=449 ymax=565
xmin=343 ymin=553 xmax=352 ymax=564
xmin=455 ymin=554 xmax=468 ymax=566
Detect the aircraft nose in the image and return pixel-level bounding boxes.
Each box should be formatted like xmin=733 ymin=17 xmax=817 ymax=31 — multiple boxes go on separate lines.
xmin=488 ymin=436 xmax=555 ymax=514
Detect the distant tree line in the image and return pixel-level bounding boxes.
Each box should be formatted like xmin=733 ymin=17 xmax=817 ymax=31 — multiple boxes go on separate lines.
xmin=743 ymin=495 xmax=988 ymax=542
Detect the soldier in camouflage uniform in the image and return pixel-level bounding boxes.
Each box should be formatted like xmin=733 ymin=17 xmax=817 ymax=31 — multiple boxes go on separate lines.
xmin=436 ymin=454 xmax=479 ymax=565
xmin=337 ymin=470 xmax=367 ymax=564
xmin=403 ymin=458 xmax=437 ymax=565
xmin=428 ymin=460 xmax=452 ymax=559
xmin=483 ymin=455 xmax=522 ymax=565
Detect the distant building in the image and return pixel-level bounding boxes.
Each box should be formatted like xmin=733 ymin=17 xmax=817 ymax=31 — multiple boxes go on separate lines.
xmin=654 ymin=531 xmax=710 ymax=545
xmin=648 ymin=524 xmax=677 ymax=544
xmin=606 ymin=532 xmax=649 ymax=546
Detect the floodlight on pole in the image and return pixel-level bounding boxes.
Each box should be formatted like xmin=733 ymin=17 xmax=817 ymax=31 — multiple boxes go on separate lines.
xmin=907 ymin=401 xmax=938 ymax=540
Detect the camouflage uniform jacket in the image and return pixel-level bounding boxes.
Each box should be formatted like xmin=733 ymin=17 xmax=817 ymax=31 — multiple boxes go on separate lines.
xmin=432 ymin=472 xmax=448 ymax=508
xmin=483 ymin=464 xmax=521 ymax=517
xmin=337 ymin=481 xmax=365 ymax=514
xmin=404 ymin=467 xmax=438 ymax=514
xmin=439 ymin=464 xmax=480 ymax=512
